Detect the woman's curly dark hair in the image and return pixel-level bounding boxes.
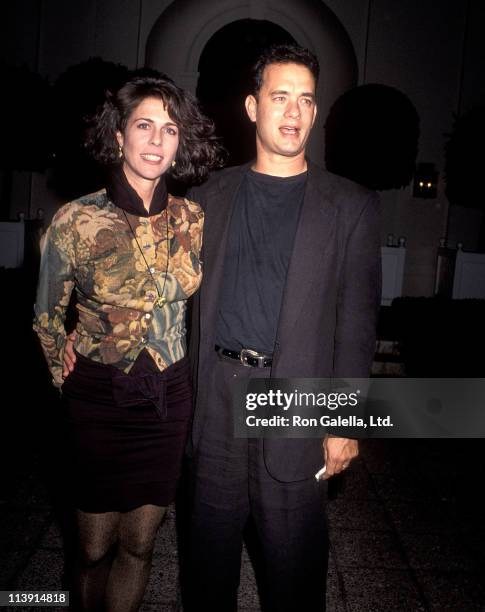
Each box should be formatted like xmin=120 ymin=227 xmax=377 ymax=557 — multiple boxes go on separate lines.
xmin=85 ymin=70 xmax=225 ymax=183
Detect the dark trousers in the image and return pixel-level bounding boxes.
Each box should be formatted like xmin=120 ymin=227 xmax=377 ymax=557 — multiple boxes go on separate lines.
xmin=185 ymin=354 xmax=329 ymax=612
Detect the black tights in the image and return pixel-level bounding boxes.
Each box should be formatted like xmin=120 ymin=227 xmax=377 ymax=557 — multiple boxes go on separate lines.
xmin=73 ymin=504 xmax=166 ymax=612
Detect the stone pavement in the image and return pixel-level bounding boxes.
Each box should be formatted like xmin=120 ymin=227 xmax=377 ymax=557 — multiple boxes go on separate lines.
xmin=1 ymin=439 xmax=485 ymax=611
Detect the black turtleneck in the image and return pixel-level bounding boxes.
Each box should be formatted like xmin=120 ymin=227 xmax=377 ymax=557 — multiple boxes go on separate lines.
xmin=105 ymin=165 xmax=168 ymax=217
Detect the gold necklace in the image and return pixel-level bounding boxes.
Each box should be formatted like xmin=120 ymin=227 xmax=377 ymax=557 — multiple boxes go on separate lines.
xmin=123 ymin=208 xmax=170 ymax=309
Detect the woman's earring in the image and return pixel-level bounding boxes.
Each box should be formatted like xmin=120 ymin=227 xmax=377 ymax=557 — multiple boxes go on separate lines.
xmin=118 ymin=145 xmax=123 ymax=159
xmin=171 ymin=160 xmax=176 ymax=167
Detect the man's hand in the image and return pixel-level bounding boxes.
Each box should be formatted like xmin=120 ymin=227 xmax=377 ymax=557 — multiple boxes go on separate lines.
xmin=62 ymin=331 xmax=77 ymax=379
xmin=321 ymin=436 xmax=358 ymax=479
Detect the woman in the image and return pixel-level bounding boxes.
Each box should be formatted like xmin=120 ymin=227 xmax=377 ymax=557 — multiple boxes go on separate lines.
xmin=33 ymin=71 xmax=222 ymax=611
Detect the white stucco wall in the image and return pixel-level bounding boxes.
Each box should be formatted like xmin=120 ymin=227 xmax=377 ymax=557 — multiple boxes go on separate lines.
xmin=144 ymin=0 xmax=357 ymax=165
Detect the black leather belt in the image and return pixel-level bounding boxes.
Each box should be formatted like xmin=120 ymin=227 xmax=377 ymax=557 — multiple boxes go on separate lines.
xmin=215 ymin=345 xmax=273 ymax=368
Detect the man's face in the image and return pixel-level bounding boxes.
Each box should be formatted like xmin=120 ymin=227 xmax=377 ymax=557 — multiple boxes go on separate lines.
xmin=245 ymin=62 xmax=317 ymax=161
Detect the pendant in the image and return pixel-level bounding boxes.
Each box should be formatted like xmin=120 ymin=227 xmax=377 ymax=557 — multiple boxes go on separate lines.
xmin=155 ymin=296 xmax=166 ymax=308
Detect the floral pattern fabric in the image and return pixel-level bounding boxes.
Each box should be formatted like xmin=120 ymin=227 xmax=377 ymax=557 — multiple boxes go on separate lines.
xmin=33 ymin=188 xmax=203 ymax=387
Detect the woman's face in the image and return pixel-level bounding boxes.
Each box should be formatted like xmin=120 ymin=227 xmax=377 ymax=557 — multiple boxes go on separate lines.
xmin=116 ymin=96 xmax=179 ymax=189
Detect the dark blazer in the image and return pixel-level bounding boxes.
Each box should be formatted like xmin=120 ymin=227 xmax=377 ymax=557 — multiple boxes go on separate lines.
xmin=188 ymin=161 xmax=381 ymax=482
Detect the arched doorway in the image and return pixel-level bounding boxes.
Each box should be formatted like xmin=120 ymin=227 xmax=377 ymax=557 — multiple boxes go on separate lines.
xmin=197 ymin=20 xmax=295 ymax=164
xmin=145 ymin=0 xmax=357 ymax=166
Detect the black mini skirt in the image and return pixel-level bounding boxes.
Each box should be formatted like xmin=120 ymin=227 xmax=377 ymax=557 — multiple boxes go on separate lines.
xmin=60 ymin=350 xmax=192 ymax=513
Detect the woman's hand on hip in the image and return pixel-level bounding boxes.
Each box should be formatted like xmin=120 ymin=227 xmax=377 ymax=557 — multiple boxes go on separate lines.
xmin=62 ymin=331 xmax=77 ymax=378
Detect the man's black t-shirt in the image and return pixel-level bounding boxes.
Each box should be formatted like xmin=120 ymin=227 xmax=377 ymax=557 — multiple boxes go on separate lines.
xmin=216 ymin=168 xmax=307 ymax=354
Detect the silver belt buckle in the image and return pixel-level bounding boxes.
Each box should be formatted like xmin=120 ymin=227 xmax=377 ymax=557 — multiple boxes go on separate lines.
xmin=240 ymin=348 xmax=265 ymax=368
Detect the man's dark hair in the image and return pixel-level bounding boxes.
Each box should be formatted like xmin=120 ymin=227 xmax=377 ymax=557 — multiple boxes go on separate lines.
xmin=250 ymin=44 xmax=320 ymax=97
xmin=85 ymin=70 xmax=224 ymax=183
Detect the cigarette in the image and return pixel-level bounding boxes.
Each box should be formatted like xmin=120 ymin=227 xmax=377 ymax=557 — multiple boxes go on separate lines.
xmin=314 ymin=465 xmax=327 ymax=480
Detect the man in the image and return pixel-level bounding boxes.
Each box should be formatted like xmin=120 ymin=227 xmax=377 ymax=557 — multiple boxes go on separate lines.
xmin=184 ymin=44 xmax=381 ymax=611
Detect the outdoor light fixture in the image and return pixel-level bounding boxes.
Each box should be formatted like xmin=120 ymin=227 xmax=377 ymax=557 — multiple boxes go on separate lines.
xmin=413 ymin=162 xmax=438 ymax=198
